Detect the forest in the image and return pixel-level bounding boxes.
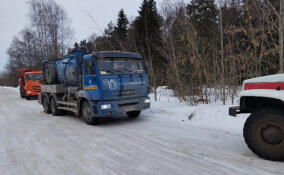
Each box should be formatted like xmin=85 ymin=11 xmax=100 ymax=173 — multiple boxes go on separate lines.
xmin=0 ymin=0 xmax=282 ymax=105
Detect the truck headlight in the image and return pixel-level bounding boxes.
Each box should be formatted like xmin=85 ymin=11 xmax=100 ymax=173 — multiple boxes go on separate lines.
xmin=144 ymin=99 xmax=150 ymax=103
xmin=101 ymin=104 xmax=111 ymax=110
xmin=27 ymin=91 xmax=32 ymax=94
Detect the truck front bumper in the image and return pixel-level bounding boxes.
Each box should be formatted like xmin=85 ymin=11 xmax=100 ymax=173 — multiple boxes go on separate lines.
xmin=229 ymin=106 xmax=240 ymax=117
xmin=91 ymin=97 xmax=150 ymax=117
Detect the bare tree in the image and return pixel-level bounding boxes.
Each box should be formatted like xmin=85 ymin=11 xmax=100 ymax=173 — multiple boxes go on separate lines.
xmin=218 ymin=0 xmax=226 ymax=105
xmin=29 ymin=0 xmax=72 ymax=59
xmin=279 ymin=0 xmax=284 ymax=72
xmin=0 ymin=0 xmax=73 ymax=86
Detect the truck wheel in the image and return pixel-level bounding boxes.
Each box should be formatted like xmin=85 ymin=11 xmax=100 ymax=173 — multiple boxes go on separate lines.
xmin=244 ymin=110 xmax=284 ymax=161
xmin=42 ymin=96 xmax=51 ymax=114
xmin=50 ymin=97 xmax=61 ymax=116
xmin=126 ymin=111 xmax=141 ymax=118
xmin=81 ymin=101 xmax=99 ymax=125
xmin=26 ymin=96 xmax=30 ymax=100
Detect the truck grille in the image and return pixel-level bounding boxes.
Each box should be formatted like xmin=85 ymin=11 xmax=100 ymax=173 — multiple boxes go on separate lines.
xmin=32 ymin=86 xmax=41 ymax=92
xmin=102 ymin=89 xmax=146 ymax=99
xmin=116 ymin=89 xmax=136 ymax=97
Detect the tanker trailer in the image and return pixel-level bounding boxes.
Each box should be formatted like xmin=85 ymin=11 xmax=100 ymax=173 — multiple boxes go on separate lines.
xmin=39 ymin=47 xmax=150 ymax=125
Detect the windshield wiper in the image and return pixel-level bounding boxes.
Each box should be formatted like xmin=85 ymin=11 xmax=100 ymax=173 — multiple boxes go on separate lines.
xmin=124 ymin=68 xmax=136 ymax=73
xmin=102 ymin=69 xmax=124 ymax=74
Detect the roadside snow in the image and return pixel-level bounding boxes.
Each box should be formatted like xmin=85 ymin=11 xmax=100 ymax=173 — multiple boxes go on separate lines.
xmin=0 ymin=86 xmax=18 ymax=92
xmin=146 ymin=87 xmax=248 ymax=134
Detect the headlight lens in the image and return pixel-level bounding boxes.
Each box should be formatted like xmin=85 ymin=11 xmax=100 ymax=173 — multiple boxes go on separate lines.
xmin=27 ymin=91 xmax=32 ymax=94
xmin=101 ymin=104 xmax=111 ymax=110
xmin=144 ymin=99 xmax=150 ymax=103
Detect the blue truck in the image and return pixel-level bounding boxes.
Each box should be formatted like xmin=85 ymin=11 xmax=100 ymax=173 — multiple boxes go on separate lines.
xmin=39 ymin=47 xmax=150 ymax=125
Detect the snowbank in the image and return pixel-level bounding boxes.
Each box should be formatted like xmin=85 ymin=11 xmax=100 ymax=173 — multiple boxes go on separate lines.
xmin=144 ymin=87 xmax=249 ymax=134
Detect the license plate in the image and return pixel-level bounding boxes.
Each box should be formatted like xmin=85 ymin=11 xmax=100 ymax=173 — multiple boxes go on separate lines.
xmin=123 ymin=105 xmax=137 ymax=112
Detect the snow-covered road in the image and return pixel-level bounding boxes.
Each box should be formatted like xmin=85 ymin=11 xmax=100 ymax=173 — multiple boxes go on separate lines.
xmin=0 ymin=87 xmax=283 ymax=175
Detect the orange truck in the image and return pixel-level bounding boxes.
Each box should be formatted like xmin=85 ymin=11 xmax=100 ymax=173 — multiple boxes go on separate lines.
xmin=17 ymin=68 xmax=43 ymax=100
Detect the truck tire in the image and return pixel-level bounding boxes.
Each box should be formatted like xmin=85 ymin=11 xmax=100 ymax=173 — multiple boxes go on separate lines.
xmin=19 ymin=88 xmax=25 ymax=98
xmin=81 ymin=101 xmax=99 ymax=125
xmin=126 ymin=111 xmax=141 ymax=118
xmin=44 ymin=63 xmax=56 ymax=84
xmin=243 ymin=109 xmax=284 ymax=161
xmin=42 ymin=96 xmax=51 ymax=114
xmin=50 ymin=97 xmax=61 ymax=116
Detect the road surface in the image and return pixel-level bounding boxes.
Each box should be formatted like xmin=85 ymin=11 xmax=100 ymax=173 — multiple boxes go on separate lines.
xmin=0 ymin=87 xmax=283 ymax=175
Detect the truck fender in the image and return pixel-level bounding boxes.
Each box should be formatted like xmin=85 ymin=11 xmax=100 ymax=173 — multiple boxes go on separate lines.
xmin=240 ymin=90 xmax=284 ymax=113
xmin=77 ymin=90 xmax=96 ymax=101
xmin=77 ymin=90 xmax=98 ymax=115
xmin=240 ymin=89 xmax=284 ymax=102
xmin=78 ymin=98 xmax=98 ymax=116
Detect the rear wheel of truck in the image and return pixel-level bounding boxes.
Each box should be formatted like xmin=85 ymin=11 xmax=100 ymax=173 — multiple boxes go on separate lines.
xmin=243 ymin=109 xmax=284 ymax=161
xmin=126 ymin=111 xmax=141 ymax=118
xmin=50 ymin=97 xmax=61 ymax=116
xmin=82 ymin=101 xmax=99 ymax=125
xmin=42 ymin=96 xmax=51 ymax=114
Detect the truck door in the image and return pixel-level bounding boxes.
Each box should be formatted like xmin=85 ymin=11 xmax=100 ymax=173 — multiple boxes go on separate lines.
xmin=83 ymin=60 xmax=98 ymax=90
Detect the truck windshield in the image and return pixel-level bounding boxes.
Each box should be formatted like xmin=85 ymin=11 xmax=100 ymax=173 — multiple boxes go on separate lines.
xmin=26 ymin=73 xmax=43 ymax=80
xmin=98 ymin=58 xmax=145 ymax=75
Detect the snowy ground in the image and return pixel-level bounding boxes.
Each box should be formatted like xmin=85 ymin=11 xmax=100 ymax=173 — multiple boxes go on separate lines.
xmin=0 ymin=86 xmax=283 ymax=175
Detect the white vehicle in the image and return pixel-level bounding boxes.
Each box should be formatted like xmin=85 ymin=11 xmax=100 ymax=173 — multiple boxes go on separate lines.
xmin=229 ymin=74 xmax=284 ymax=161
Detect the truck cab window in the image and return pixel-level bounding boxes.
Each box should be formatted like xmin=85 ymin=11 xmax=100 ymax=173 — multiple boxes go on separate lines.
xmin=98 ymin=58 xmax=145 ymax=75
xmin=26 ymin=73 xmax=43 ymax=80
xmin=85 ymin=61 xmax=96 ymax=75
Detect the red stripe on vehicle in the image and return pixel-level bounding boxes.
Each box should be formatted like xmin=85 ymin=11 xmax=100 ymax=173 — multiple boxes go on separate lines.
xmin=244 ymin=83 xmax=284 ymax=90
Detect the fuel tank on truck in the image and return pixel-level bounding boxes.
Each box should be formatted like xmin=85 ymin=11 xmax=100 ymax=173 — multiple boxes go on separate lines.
xmin=43 ymin=49 xmax=85 ymax=86
xmin=54 ymin=55 xmax=79 ymax=86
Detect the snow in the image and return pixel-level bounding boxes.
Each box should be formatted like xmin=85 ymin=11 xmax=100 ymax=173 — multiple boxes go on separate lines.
xmin=148 ymin=87 xmax=248 ymax=134
xmin=0 ymin=86 xmax=19 ymax=92
xmin=244 ymin=73 xmax=284 ymax=83
xmin=0 ymin=86 xmax=283 ymax=175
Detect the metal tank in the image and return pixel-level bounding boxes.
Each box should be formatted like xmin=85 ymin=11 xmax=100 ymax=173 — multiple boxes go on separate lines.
xmin=43 ymin=49 xmax=86 ymax=86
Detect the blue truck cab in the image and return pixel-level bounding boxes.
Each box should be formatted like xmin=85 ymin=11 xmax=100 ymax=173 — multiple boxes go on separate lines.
xmin=39 ymin=47 xmax=150 ymax=124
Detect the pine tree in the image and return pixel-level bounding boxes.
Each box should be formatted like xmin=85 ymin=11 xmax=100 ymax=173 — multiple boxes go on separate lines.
xmin=134 ymin=0 xmax=164 ymax=71
xmin=68 ymin=40 xmax=94 ymax=54
xmin=134 ymin=0 xmax=162 ymax=48
xmin=114 ymin=9 xmax=129 ymax=41
xmin=79 ymin=40 xmax=95 ymax=53
xmin=187 ymin=0 xmax=218 ymax=39
xmin=134 ymin=0 xmax=164 ymax=99
xmin=94 ymin=22 xmax=116 ymax=51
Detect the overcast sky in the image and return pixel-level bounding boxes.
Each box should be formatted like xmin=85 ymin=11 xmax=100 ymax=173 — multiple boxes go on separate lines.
xmin=0 ymin=0 xmax=165 ymax=71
